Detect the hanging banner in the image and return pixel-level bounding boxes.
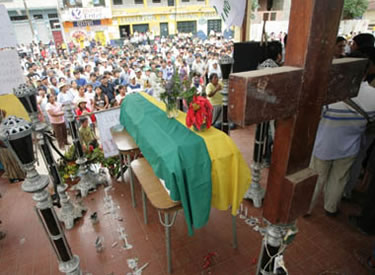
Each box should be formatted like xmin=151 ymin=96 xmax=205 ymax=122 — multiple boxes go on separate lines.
xmin=211 ymin=0 xmax=247 ymax=29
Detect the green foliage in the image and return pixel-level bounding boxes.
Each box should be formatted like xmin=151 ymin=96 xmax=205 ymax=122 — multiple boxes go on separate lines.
xmin=182 ymin=87 xmax=198 ymax=106
xmin=86 ymin=147 xmax=121 ymax=177
xmin=343 ymin=0 xmax=369 ymax=19
xmin=57 ymin=146 xmax=121 ymax=181
xmin=251 ymin=0 xmax=260 ymax=20
xmin=159 ymin=69 xmax=184 ymax=105
xmin=159 ymin=68 xmax=200 ymax=112
xmin=58 ymin=159 xmax=79 ymax=181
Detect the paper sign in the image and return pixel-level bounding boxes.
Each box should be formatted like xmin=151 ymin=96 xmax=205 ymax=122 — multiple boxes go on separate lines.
xmin=95 ymin=108 xmax=121 ymax=158
xmin=0 ymin=5 xmax=18 ymax=48
xmin=211 ymin=0 xmax=246 ymax=29
xmin=0 ymin=49 xmax=25 ymax=95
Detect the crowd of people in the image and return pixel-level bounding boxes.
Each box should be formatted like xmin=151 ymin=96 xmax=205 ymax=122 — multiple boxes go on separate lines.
xmin=18 ymin=32 xmax=235 ymax=150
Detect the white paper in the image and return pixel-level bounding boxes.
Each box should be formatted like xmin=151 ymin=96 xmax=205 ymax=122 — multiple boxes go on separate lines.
xmin=0 ymin=5 xmax=18 ymax=48
xmin=159 ymin=179 xmax=171 ymax=196
xmin=211 ymin=0 xmax=247 ymax=29
xmin=0 ymin=49 xmax=25 ymax=95
xmin=95 ymin=108 xmax=121 ymax=158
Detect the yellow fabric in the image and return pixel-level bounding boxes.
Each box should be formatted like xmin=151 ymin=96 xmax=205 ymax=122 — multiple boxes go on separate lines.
xmin=0 ymin=94 xmax=30 ymax=120
xmin=140 ymin=93 xmax=251 ymax=215
xmin=206 ymin=82 xmax=223 ymax=106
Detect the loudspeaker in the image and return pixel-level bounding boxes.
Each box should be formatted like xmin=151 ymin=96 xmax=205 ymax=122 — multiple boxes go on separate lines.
xmin=233 ymin=41 xmax=281 ymax=73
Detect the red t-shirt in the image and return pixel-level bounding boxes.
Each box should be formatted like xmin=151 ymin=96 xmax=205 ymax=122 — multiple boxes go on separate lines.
xmin=75 ymin=107 xmax=96 ymax=123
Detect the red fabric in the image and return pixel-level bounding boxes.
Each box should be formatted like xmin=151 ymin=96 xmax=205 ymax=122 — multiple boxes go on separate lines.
xmin=76 ymin=107 xmax=96 ymax=123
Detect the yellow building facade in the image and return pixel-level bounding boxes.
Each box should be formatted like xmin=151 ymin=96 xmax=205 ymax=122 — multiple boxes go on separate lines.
xmin=111 ymin=0 xmax=224 ymax=39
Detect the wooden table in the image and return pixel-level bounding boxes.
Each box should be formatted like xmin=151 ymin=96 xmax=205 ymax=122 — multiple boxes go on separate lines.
xmin=131 ymin=157 xmax=182 ymax=274
xmin=110 ymin=126 xmax=140 ymax=208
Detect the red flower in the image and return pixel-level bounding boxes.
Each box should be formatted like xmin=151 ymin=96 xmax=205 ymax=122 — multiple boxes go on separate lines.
xmin=186 ymin=96 xmax=213 ymax=130
xmin=89 ymin=145 xmax=94 ymax=152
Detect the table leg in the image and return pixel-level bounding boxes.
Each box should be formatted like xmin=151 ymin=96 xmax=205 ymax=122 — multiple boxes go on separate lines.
xmin=142 ymin=189 xmax=148 ymax=224
xmin=232 ymin=214 xmax=238 ymax=249
xmin=119 ymin=153 xmax=124 ymax=183
xmin=127 ymin=154 xmax=136 ymax=208
xmin=158 ymin=211 xmax=178 ymax=274
xmin=164 ymin=212 xmax=172 ymax=274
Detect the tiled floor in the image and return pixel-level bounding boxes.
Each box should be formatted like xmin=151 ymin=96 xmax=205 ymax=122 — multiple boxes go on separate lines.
xmin=0 ymin=126 xmax=374 ymax=275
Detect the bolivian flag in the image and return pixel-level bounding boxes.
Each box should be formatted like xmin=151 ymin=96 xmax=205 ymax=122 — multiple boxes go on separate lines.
xmin=120 ymin=93 xmax=251 ymax=235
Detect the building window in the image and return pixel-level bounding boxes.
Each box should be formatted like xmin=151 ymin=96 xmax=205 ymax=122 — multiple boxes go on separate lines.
xmin=152 ymin=0 xmax=161 ymax=2
xmin=207 ymin=19 xmax=221 ymax=34
xmin=133 ymin=23 xmax=149 ymax=33
xmin=134 ymin=0 xmax=143 ymax=4
xmin=63 ymin=0 xmax=83 ymax=8
xmin=93 ymin=0 xmax=105 ymax=6
xmin=168 ymin=0 xmax=174 ymax=6
xmin=50 ymin=19 xmax=61 ymax=29
xmin=113 ymin=0 xmax=123 ymax=4
xmin=270 ymin=12 xmax=277 ymax=20
xmin=177 ymin=21 xmax=197 ymax=34
xmin=48 ymin=13 xmax=58 ymax=19
xmin=10 ymin=15 xmax=28 ymax=21
xmin=33 ymin=14 xmax=43 ymax=20
xmin=181 ymin=0 xmax=189 ymax=2
xmin=258 ymin=0 xmax=284 ymax=11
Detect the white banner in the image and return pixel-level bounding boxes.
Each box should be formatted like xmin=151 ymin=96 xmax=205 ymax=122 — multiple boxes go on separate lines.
xmin=211 ymin=0 xmax=246 ymax=29
xmin=0 ymin=5 xmax=18 ymax=48
xmin=61 ymin=7 xmax=112 ymax=22
xmin=95 ymin=108 xmax=121 ymax=158
xmin=0 ymin=49 xmax=25 ymax=95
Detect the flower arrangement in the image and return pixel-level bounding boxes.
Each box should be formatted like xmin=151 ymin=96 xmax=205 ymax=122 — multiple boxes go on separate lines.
xmin=186 ymin=96 xmax=213 ymax=131
xmin=58 ymin=144 xmax=121 ymax=182
xmin=159 ymin=68 xmax=197 ymax=118
xmin=159 ymin=70 xmax=183 ymax=118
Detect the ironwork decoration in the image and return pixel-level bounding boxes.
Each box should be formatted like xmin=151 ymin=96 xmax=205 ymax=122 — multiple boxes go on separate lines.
xmin=0 ymin=116 xmax=82 ymax=275
xmin=13 ymin=83 xmax=86 ymax=228
xmin=63 ymin=102 xmax=101 ymax=197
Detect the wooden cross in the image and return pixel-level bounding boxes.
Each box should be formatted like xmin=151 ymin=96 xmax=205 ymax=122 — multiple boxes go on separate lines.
xmin=229 ymin=0 xmax=368 ymax=224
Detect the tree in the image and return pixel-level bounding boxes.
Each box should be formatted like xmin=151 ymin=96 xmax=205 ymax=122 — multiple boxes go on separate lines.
xmin=343 ymin=0 xmax=369 ymax=19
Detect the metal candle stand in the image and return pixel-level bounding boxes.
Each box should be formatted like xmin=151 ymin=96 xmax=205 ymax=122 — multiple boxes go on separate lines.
xmin=256 ymin=221 xmax=296 ymax=275
xmin=244 ymin=122 xmax=266 ymax=208
xmin=219 ymin=55 xmax=233 ymax=135
xmin=13 ymin=84 xmax=86 ymax=230
xmin=219 ymin=55 xmax=238 ymax=249
xmin=62 ymin=103 xmax=101 ymax=197
xmin=0 ymin=116 xmax=82 ymax=275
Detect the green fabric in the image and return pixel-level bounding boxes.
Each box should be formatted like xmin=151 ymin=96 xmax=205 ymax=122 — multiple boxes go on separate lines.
xmin=120 ymin=93 xmax=212 ymax=235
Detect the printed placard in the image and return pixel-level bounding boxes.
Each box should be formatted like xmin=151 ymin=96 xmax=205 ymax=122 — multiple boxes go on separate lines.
xmin=0 ymin=5 xmax=18 ymax=48
xmin=0 ymin=49 xmax=25 ymax=95
xmin=95 ymin=108 xmax=121 ymax=158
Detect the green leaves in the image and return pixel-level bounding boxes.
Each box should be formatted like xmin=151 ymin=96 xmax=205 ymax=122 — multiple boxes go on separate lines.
xmin=343 ymin=0 xmax=369 ymax=19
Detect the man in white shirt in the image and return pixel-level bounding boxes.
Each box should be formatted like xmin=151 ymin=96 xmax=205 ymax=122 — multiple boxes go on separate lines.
xmin=208 ymin=61 xmax=222 ymax=79
xmin=57 ymin=83 xmax=74 ymax=105
xmin=192 ymin=54 xmax=206 ymax=77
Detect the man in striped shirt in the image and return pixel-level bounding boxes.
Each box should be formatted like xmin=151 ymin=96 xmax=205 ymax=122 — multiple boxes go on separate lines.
xmin=308 ymin=51 xmax=375 ymax=216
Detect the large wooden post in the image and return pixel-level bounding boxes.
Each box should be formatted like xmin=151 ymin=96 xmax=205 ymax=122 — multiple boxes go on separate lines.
xmin=228 ymin=0 xmax=369 ymax=273
xmin=259 ymin=0 xmax=345 ymax=273
xmin=263 ymin=0 xmax=344 ymax=224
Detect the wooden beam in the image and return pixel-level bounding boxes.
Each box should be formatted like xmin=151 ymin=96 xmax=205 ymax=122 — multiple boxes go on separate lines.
xmin=262 ymin=0 xmax=345 ymax=224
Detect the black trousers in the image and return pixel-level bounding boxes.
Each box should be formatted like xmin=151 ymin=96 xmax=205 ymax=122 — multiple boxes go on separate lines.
xmin=358 ymin=142 xmax=375 ymax=234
